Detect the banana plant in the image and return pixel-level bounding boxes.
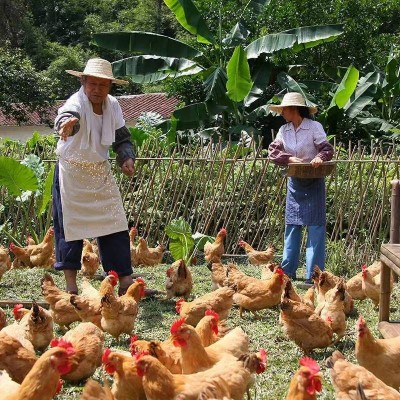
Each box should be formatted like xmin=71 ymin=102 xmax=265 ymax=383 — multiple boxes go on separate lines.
xmin=93 ymin=0 xmax=344 ymax=141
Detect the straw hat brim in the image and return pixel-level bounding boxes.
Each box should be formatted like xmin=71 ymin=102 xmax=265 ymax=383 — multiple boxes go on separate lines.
xmin=66 ymin=70 xmax=129 ymax=85
xmin=269 ymin=103 xmax=318 ymax=115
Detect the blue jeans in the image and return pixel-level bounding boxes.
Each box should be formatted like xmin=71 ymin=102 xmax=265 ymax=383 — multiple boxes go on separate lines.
xmin=281 ymin=224 xmax=325 ymax=280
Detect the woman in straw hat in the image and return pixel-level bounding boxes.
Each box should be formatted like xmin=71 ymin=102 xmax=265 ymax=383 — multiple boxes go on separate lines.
xmin=52 ymin=58 xmax=138 ymax=295
xmin=268 ymin=92 xmax=334 ymax=287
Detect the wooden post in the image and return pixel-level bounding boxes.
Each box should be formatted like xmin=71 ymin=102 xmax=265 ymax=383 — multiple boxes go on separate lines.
xmin=390 ymin=180 xmax=400 ymax=283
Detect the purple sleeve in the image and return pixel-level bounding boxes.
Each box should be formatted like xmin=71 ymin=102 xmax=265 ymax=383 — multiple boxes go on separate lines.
xmin=268 ymin=140 xmax=292 ymax=165
xmin=316 ymin=141 xmax=334 ymax=161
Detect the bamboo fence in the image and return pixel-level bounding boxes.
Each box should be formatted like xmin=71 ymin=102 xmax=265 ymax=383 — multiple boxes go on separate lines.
xmin=1 ymin=138 xmax=399 ymax=263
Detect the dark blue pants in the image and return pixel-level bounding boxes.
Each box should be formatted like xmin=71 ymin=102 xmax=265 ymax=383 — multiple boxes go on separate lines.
xmin=52 ymin=162 xmax=133 ymax=277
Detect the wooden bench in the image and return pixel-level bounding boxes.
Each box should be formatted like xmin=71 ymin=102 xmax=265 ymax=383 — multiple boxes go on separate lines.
xmin=378 ymin=180 xmax=400 ymax=339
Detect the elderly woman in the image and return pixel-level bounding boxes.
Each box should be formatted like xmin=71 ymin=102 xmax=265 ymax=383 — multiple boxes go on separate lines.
xmin=268 ymin=92 xmax=334 ymax=286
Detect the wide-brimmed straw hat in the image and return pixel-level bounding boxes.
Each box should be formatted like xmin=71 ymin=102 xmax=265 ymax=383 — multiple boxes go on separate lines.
xmin=66 ymin=58 xmax=128 ymax=85
xmin=269 ymin=92 xmax=317 ymax=115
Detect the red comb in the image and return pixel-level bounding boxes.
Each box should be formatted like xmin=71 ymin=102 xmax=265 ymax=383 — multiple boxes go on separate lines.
xmin=361 ymin=264 xmax=367 ymax=271
xmin=13 ymin=303 xmax=23 ymax=311
xmin=299 ymin=357 xmax=320 ymax=375
xmin=166 ymin=267 xmax=174 ymax=277
xmin=205 ymin=309 xmax=219 ymax=321
xmin=50 ymin=338 xmax=75 ymax=355
xmin=9 ymin=243 xmax=15 ymax=251
xmin=135 ymin=277 xmax=146 ymax=285
xmin=129 ymin=335 xmax=139 ymax=355
xmin=219 ymin=228 xmax=227 ymax=235
xmin=170 ymin=317 xmax=186 ymax=335
xmin=55 ymin=379 xmax=63 ymax=396
xmin=357 ymin=315 xmax=365 ymax=326
xmin=130 ymin=227 xmax=138 ymax=233
xmin=238 ymin=240 xmax=246 ymax=246
xmin=276 ymin=267 xmax=284 ymax=276
xmin=135 ymin=351 xmax=149 ymax=361
xmin=175 ymin=298 xmax=184 ymax=314
xmin=102 ymin=348 xmax=112 ymax=364
xmin=108 ymin=270 xmax=118 ymax=279
xmin=259 ymin=348 xmax=267 ymax=363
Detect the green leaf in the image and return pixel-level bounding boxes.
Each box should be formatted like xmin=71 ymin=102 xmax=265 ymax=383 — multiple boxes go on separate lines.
xmin=203 ymin=67 xmax=228 ymax=101
xmin=246 ymin=33 xmax=297 ymax=59
xmin=112 ymin=56 xmax=203 ymax=84
xmin=38 ymin=164 xmax=54 ymax=215
xmin=276 ymin=72 xmax=317 ymax=107
xmin=249 ymin=0 xmax=272 ymax=12
xmin=173 ymin=102 xmax=209 ymax=122
xmin=226 ymin=46 xmax=253 ymax=102
xmin=282 ymin=24 xmax=344 ymax=52
xmin=93 ymin=31 xmax=202 ymax=59
xmin=330 ymin=65 xmax=359 ymax=109
xmin=0 ymin=157 xmax=39 ymax=196
xmin=129 ymin=127 xmax=150 ymax=147
xmin=222 ymin=23 xmax=250 ymax=48
xmin=192 ymin=232 xmax=214 ymax=251
xmin=165 ymin=218 xmax=195 ymax=262
xmin=163 ymin=0 xmax=215 ymax=45
xmin=244 ymin=60 xmax=273 ymax=107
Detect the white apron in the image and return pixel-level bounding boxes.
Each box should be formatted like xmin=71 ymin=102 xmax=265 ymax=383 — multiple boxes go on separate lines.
xmin=59 ymin=157 xmax=128 ymax=241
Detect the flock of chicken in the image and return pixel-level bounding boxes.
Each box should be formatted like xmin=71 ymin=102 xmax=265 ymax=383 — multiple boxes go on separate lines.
xmin=0 ymin=226 xmax=399 ymax=399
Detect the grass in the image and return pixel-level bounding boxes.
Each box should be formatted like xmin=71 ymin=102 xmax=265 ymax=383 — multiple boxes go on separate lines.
xmin=1 ymin=260 xmax=399 ymax=399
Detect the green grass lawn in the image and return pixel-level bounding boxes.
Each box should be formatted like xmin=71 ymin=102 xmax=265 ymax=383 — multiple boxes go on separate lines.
xmin=1 ymin=262 xmax=399 ymax=399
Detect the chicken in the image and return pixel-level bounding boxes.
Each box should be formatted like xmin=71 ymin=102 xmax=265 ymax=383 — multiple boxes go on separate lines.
xmin=129 ymin=226 xmax=138 ymax=264
xmin=209 ymin=262 xmax=227 ymax=289
xmin=0 ymin=307 xmax=7 ymax=329
xmin=361 ymin=264 xmax=392 ymax=307
xmin=135 ymin=350 xmax=266 ymax=400
xmin=1 ymin=339 xmax=75 ymax=400
xmin=9 ymin=227 xmax=55 ymax=269
xmin=280 ymin=281 xmax=333 ymax=354
xmin=80 ymin=378 xmax=114 ymax=400
xmin=355 ymin=315 xmax=400 ymax=389
xmin=41 ymin=273 xmax=81 ymax=330
xmin=204 ymin=228 xmax=227 ymax=264
xmin=170 ymin=317 xmax=249 ymax=374
xmin=194 ymin=309 xmax=228 ymax=347
xmin=0 ymin=244 xmax=12 ymax=279
xmin=313 ymin=267 xmax=354 ymax=315
xmin=102 ymin=349 xmax=146 ymax=400
xmin=0 ymin=371 xmax=21 ymax=397
xmin=18 ymin=301 xmax=54 ymax=352
xmin=346 ymin=261 xmax=381 ymax=300
xmin=226 ymin=264 xmax=286 ymax=319
xmin=58 ymin=322 xmax=104 ymax=382
xmin=261 ymin=262 xmax=278 ymax=280
xmin=284 ymin=280 xmax=315 ymax=310
xmin=133 ymin=237 xmax=165 ymax=266
xmin=166 ymin=259 xmax=193 ymax=299
xmin=81 ymin=239 xmax=100 ymax=277
xmin=130 ymin=336 xmax=182 ymax=374
xmin=286 ymin=357 xmax=322 ymax=400
xmin=176 ymin=286 xmax=234 ymax=326
xmin=315 ymin=278 xmax=347 ymax=342
xmin=238 ymin=240 xmax=275 ymax=265
xmin=0 ymin=331 xmax=37 ymax=383
xmin=326 ymin=350 xmax=400 ymax=400
xmin=100 ymin=278 xmax=144 ymax=339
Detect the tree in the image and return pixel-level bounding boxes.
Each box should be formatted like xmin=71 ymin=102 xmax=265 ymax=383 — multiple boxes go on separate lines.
xmin=0 ymin=0 xmax=26 ymax=47
xmin=0 ymin=46 xmax=55 ymax=124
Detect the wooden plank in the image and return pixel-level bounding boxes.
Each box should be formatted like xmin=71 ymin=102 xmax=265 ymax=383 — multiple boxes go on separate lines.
xmin=379 ymin=261 xmax=392 ymax=322
xmin=380 ymin=253 xmax=400 ymax=276
xmin=378 ymin=321 xmax=400 ymax=339
xmin=0 ymin=300 xmax=49 ymax=309
xmin=381 ymin=243 xmax=400 ymax=262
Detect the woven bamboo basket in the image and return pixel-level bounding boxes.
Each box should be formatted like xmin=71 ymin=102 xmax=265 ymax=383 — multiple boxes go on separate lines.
xmin=286 ymin=161 xmax=336 ymax=179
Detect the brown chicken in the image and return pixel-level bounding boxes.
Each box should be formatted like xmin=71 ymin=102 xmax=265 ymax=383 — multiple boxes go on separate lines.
xmin=194 ymin=309 xmax=228 ymax=347
xmin=133 ymin=237 xmax=165 ymax=266
xmin=238 ymin=240 xmax=275 ymax=265
xmin=315 ymin=278 xmax=347 ymax=342
xmin=129 ymin=226 xmax=138 ymax=266
xmin=135 ymin=350 xmax=266 ymax=400
xmin=18 ymin=301 xmax=54 ymax=352
xmin=166 ymin=259 xmax=193 ymax=299
xmin=9 ymin=227 xmax=55 ymax=268
xmin=130 ymin=336 xmax=182 ymax=374
xmin=361 ymin=264 xmax=392 ymax=307
xmin=209 ymin=262 xmax=227 ymax=289
xmin=170 ymin=317 xmax=249 ymax=374
xmin=313 ymin=267 xmax=354 ymax=315
xmin=80 ymin=378 xmax=114 ymax=400
xmin=355 ymin=315 xmax=400 ymax=389
xmin=204 ymin=228 xmax=227 ymax=264
xmin=60 ymin=322 xmax=104 ymax=382
xmin=226 ymin=264 xmax=286 ymax=319
xmin=280 ymin=282 xmax=333 ymax=354
xmin=0 ymin=244 xmax=12 ymax=279
xmin=41 ymin=273 xmax=81 ymax=330
xmin=261 ymin=262 xmax=278 ymax=280
xmin=0 ymin=331 xmax=37 ymax=383
xmin=286 ymin=357 xmax=322 ymax=400
xmin=100 ymin=278 xmax=144 ymax=339
xmin=0 ymin=306 xmax=7 ymax=329
xmin=81 ymin=239 xmax=100 ymax=277
xmin=346 ymin=261 xmax=381 ymax=300
xmin=327 ymin=350 xmax=400 ymax=400
xmin=176 ymin=286 xmax=234 ymax=326
xmin=284 ymin=280 xmax=315 ymax=310
xmin=102 ymin=349 xmax=146 ymax=400
xmin=1 ymin=340 xmax=75 ymax=400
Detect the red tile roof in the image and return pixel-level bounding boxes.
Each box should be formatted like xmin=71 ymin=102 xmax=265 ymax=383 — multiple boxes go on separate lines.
xmin=0 ymin=93 xmax=179 ymax=127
